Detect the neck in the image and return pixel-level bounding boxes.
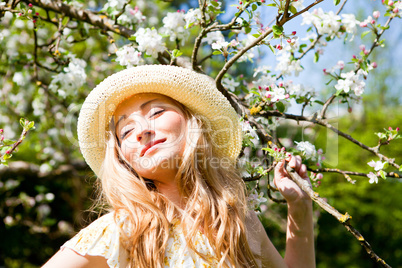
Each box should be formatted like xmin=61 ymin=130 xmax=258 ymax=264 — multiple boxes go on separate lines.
xmin=154 ymin=180 xmax=185 ymax=210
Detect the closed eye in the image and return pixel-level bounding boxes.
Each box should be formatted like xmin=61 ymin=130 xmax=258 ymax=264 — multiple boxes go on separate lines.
xmin=150 ymin=109 xmax=165 ymax=118
xmin=121 ymin=128 xmax=133 ymax=140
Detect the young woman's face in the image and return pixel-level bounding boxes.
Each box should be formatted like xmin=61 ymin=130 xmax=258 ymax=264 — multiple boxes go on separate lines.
xmin=114 ymin=93 xmax=187 ymax=182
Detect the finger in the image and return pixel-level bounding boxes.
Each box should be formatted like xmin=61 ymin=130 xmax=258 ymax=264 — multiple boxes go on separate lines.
xmin=274 ymin=160 xmax=287 ymax=186
xmin=296 ymin=155 xmax=302 ymax=172
xmin=299 ymin=163 xmax=308 ymax=179
xmin=289 ymin=155 xmax=297 ymax=169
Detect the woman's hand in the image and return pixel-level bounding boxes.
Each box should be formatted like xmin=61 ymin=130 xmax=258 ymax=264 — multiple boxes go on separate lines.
xmin=274 ymin=155 xmax=311 ymax=204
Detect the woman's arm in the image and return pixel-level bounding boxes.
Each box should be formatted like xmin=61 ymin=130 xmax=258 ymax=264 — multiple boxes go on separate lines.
xmin=274 ymin=155 xmax=316 ymax=268
xmin=42 ymin=248 xmax=109 ymax=268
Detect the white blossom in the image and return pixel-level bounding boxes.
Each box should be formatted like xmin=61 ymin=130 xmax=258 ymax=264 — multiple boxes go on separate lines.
xmin=253 ymin=65 xmax=271 ymax=77
xmin=222 ymin=77 xmax=239 ymax=92
xmin=334 ymin=70 xmax=365 ymax=96
xmin=115 ymin=45 xmax=142 ymax=68
xmin=341 ymin=14 xmax=360 ymax=38
xmin=117 ymin=6 xmax=146 ymax=26
xmin=162 ymin=12 xmax=188 ymax=43
xmin=241 ymin=120 xmax=259 ymax=146
xmin=295 ymin=141 xmax=317 ymax=160
xmin=211 ymin=40 xmax=229 ymax=50
xmin=291 ymin=0 xmax=304 ymax=9
xmin=253 ymin=74 xmax=276 ymax=89
xmin=367 ymin=160 xmax=385 ymax=171
xmin=134 ymin=28 xmax=166 ymax=58
xmin=302 ymin=8 xmax=341 ymax=38
xmin=12 ymin=72 xmax=28 ymax=86
xmin=266 ymin=85 xmax=286 ymax=102
xmin=49 ymin=57 xmax=87 ymax=98
xmin=247 ymin=191 xmax=267 ymax=210
xmin=103 ymin=0 xmax=126 ymax=15
xmin=275 ymin=51 xmax=303 ymax=76
xmin=185 ymin=8 xmax=209 ymax=28
xmin=367 ymin=172 xmax=378 ymax=184
xmin=203 ymin=31 xmax=225 ymax=45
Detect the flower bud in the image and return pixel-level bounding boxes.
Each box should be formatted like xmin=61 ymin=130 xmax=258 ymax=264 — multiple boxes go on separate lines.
xmin=287 ymin=39 xmax=291 ymax=43
xmin=323 ymin=68 xmax=327 ymax=74
xmin=348 ymin=107 xmax=353 ymax=113
xmin=276 ymin=44 xmax=282 ymax=50
xmin=0 ymin=129 xmax=3 ymax=134
xmin=389 ymin=126 xmax=392 ymax=131
xmin=5 ymin=150 xmax=10 ymax=154
xmin=18 ymin=13 xmax=22 ymax=16
xmin=278 ymin=82 xmax=283 ymax=87
xmin=28 ymin=9 xmax=32 ymax=14
xmin=371 ymin=19 xmax=376 ymax=24
xmin=359 ymin=22 xmax=367 ymax=27
xmin=373 ymin=11 xmax=380 ymax=18
xmin=292 ymin=31 xmax=297 ymax=35
xmin=372 ymin=62 xmax=378 ymax=68
xmin=316 ymin=173 xmax=324 ymax=180
xmin=28 ymin=3 xmax=33 ymax=7
xmin=0 ymin=135 xmax=4 ymax=141
xmin=364 ymin=49 xmax=369 ymax=55
xmin=285 ymin=94 xmax=290 ymax=99
xmin=393 ymin=7 xmax=399 ymax=13
xmin=396 ymin=127 xmax=400 ymax=131
xmin=359 ymin=44 xmax=366 ymax=51
xmin=35 ymin=12 xmax=39 ymax=16
xmin=389 ymin=0 xmax=394 ymax=6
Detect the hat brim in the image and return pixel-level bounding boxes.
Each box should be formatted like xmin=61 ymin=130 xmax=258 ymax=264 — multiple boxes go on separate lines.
xmin=77 ymin=65 xmax=242 ymax=176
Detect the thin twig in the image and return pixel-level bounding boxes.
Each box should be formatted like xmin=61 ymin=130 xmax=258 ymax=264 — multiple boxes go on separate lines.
xmin=285 ymin=163 xmax=391 ymax=268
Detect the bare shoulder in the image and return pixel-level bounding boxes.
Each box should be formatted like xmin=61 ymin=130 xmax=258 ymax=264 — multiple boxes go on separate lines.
xmin=245 ymin=210 xmax=288 ymax=268
xmin=42 ymin=248 xmax=109 ymax=268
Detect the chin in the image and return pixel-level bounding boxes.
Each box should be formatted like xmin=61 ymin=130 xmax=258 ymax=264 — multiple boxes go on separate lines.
xmin=132 ymin=152 xmax=181 ymax=181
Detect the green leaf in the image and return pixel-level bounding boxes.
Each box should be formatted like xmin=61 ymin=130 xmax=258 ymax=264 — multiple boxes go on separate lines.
xmin=314 ymin=100 xmax=325 ymax=105
xmin=267 ymin=3 xmax=277 ymax=7
xmin=334 ymin=0 xmax=341 ymax=5
xmin=2 ymin=153 xmax=12 ymax=160
xmin=268 ymin=44 xmax=275 ymax=54
xmin=245 ymin=26 xmax=251 ymax=34
xmin=2 ymin=139 xmax=15 ymax=146
xmin=212 ymin=51 xmax=222 ymax=55
xmin=27 ymin=121 xmax=35 ymax=129
xmin=335 ymin=89 xmax=344 ymax=96
xmin=314 ymin=52 xmax=319 ymax=63
xmin=361 ymin=30 xmax=371 ymax=38
xmin=289 ymin=5 xmax=297 ymax=15
xmin=128 ymin=35 xmax=136 ymax=41
xmin=276 ymin=101 xmax=285 ymax=113
xmin=228 ymin=31 xmax=236 ymax=39
xmin=379 ymin=170 xmax=387 ymax=180
xmin=272 ymin=25 xmax=284 ymax=36
xmin=210 ymin=0 xmax=219 ymax=7
xmin=172 ymin=49 xmax=183 ymax=58
xmin=252 ymin=33 xmax=261 ymax=38
xmin=252 ymin=4 xmax=257 ymax=11
xmin=399 ymin=166 xmax=402 ymax=172
xmin=20 ymin=118 xmax=27 ymax=128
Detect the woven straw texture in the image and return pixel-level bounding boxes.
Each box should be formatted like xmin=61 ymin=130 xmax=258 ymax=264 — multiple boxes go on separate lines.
xmin=77 ymin=65 xmax=242 ymax=176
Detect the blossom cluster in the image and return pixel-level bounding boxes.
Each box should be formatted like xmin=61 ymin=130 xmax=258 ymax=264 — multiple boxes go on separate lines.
xmin=247 ymin=190 xmax=267 ymax=210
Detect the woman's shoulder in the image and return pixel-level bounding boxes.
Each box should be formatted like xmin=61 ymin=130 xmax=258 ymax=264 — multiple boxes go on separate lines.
xmin=60 ymin=211 xmax=129 ymax=268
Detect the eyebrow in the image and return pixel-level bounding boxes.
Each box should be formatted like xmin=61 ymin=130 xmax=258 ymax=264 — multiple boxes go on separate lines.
xmin=114 ymin=98 xmax=159 ymax=130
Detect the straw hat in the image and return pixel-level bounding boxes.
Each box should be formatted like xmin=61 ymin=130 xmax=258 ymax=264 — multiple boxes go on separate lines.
xmin=77 ymin=65 xmax=242 ymax=176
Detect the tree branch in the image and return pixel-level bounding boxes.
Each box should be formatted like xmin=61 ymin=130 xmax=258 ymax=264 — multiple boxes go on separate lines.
xmin=285 ymin=163 xmax=391 ymax=268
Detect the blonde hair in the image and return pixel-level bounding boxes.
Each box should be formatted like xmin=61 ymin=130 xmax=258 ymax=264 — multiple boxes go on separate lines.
xmin=98 ymin=102 xmax=257 ymax=267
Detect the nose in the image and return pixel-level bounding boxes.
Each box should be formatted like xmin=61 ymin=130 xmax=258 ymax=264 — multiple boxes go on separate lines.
xmin=136 ymin=120 xmax=155 ymax=142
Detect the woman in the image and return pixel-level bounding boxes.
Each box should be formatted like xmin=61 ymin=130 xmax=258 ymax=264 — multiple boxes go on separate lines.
xmin=43 ymin=65 xmax=315 ymax=268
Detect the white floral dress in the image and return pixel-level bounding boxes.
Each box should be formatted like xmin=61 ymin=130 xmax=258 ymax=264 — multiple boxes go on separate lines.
xmin=61 ymin=212 xmax=221 ymax=267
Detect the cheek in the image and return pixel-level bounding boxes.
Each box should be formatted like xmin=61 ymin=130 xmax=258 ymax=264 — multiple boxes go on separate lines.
xmin=159 ymin=112 xmax=187 ymax=137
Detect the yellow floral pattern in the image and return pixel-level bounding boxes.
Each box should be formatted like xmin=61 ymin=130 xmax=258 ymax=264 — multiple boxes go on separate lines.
xmin=61 ymin=212 xmax=225 ymax=267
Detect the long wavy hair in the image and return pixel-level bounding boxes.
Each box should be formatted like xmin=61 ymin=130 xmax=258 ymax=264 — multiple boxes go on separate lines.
xmin=97 ymin=100 xmax=258 ymax=267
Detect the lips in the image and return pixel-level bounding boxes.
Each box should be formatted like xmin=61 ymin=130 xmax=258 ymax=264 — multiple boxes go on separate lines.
xmin=140 ymin=138 xmax=167 ymax=157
